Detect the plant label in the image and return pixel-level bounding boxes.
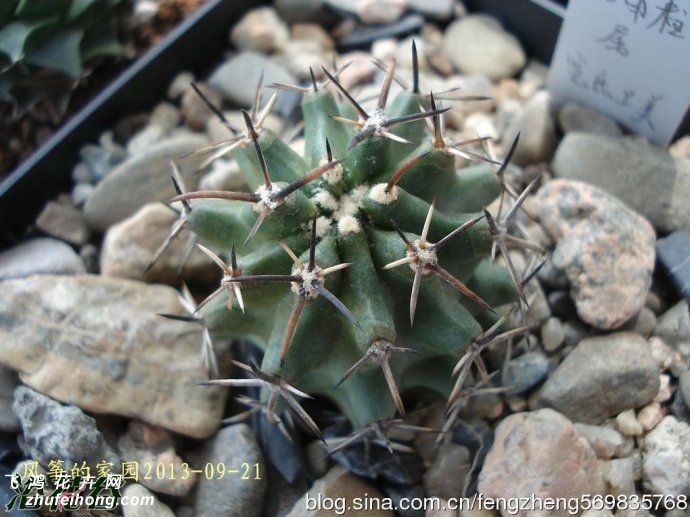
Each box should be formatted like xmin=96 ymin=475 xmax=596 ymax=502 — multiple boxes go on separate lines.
xmin=547 ymin=0 xmax=690 ymax=146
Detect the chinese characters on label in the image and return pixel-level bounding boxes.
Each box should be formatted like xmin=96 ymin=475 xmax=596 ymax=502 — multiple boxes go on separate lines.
xmin=548 ymin=0 xmax=689 ymax=145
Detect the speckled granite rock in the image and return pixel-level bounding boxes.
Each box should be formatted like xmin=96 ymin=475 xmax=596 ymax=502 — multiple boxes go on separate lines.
xmin=533 ymin=179 xmax=656 ymax=329
xmin=478 ymin=408 xmax=606 ymax=513
xmin=13 ymin=386 xmax=120 ymax=472
xmin=642 ymin=416 xmax=690 ymax=496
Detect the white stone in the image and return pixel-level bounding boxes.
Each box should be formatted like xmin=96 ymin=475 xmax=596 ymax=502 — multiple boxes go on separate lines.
xmin=643 ymin=416 xmax=690 ymax=495
xmin=443 ymin=15 xmax=526 ymax=81
xmin=616 ymin=409 xmax=643 ymax=436
xmin=356 ymin=0 xmax=406 ymax=24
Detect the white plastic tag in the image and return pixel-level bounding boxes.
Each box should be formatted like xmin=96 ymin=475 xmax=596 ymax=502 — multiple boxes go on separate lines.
xmin=548 ymin=0 xmax=690 ymax=146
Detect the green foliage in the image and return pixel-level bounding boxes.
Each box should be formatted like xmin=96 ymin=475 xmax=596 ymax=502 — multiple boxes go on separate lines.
xmin=0 ymin=0 xmax=124 ymax=116
xmin=166 ymin=56 xmax=527 ymax=437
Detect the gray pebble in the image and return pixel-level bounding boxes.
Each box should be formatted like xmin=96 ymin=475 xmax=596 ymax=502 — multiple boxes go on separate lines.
xmin=167 ymin=70 xmax=195 ymax=101
xmin=274 ymin=0 xmax=334 ymax=24
xmin=79 ymin=139 xmax=127 ymax=183
xmin=672 ymin=390 xmax=690 ymax=425
xmin=603 ymin=457 xmax=637 ymax=496
xmin=562 ymin=320 xmax=587 ymax=348
xmin=422 ymin=443 xmax=471 ymax=500
xmin=552 ymin=133 xmax=690 ymax=233
xmin=656 ymin=231 xmax=690 ymax=303
xmin=541 ymin=317 xmax=565 ymax=352
xmin=0 ymin=238 xmax=85 ymax=280
xmin=537 ymin=257 xmax=569 ymax=289
xmin=558 ymin=103 xmax=623 ymax=136
xmin=680 ymin=370 xmax=690 ymax=409
xmin=632 ymin=307 xmax=657 ymax=336
xmin=503 ymin=90 xmax=558 ymax=165
xmin=501 ymin=351 xmax=550 ymax=395
xmin=180 ymin=82 xmax=222 ymax=131
xmin=406 ymin=0 xmax=454 ymax=20
xmin=199 ymin=158 xmax=247 ymax=192
xmin=0 ymin=366 xmax=19 ymax=432
xmin=149 ymin=102 xmax=181 ymax=132
xmin=83 ymin=133 xmax=209 ymax=232
xmin=645 ymin=291 xmax=664 ymax=314
xmin=443 ymin=15 xmax=526 ymax=81
xmin=122 ymin=484 xmax=174 ymax=517
xmin=653 ymin=299 xmax=690 ymax=360
xmin=12 ymin=385 xmax=120 ymax=472
xmin=573 ymin=423 xmax=625 ymax=459
xmin=194 ymin=424 xmax=267 ymax=517
xmin=522 ymin=279 xmax=552 ymax=327
xmin=230 ymin=7 xmax=290 ymax=53
xmin=72 ymin=162 xmax=93 ymax=183
xmin=36 ymin=200 xmax=91 ymax=246
xmin=126 ymin=124 xmax=167 ymax=155
xmin=208 ymin=51 xmax=296 ymax=108
xmin=71 ymin=182 xmax=95 ymax=206
xmin=80 ymin=243 xmax=100 ymax=273
xmin=537 ymin=333 xmax=660 ymax=424
xmin=305 ymin=440 xmax=330 ymax=479
xmin=280 ymin=39 xmax=330 ymax=81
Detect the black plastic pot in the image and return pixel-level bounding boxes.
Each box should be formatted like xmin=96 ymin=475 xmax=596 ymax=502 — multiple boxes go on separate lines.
xmin=0 ymin=0 xmax=264 ymax=247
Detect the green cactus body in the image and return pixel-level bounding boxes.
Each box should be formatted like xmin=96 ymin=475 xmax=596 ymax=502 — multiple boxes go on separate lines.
xmin=178 ymin=62 xmax=518 ymax=431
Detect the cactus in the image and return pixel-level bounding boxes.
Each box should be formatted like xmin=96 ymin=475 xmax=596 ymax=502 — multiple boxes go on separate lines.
xmin=160 ymin=47 xmax=538 ymax=441
xmin=0 ymin=0 xmax=124 ymax=119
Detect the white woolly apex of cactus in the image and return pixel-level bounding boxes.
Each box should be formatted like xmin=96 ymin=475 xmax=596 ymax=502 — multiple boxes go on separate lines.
xmin=313 ymin=189 xmax=339 ymax=212
xmin=314 ymin=215 xmax=333 ymax=237
xmin=338 ymin=215 xmax=361 ymax=235
xmin=333 ymin=185 xmax=367 ymax=222
xmin=323 ymin=161 xmax=344 ymax=185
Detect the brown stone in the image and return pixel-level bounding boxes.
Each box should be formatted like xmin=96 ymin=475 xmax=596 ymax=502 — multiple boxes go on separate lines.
xmin=0 ymin=274 xmax=226 ymax=438
xmin=478 ymin=408 xmax=606 ymax=515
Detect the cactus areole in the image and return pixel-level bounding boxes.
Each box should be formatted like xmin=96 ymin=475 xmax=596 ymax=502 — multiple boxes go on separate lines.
xmin=164 ymin=51 xmax=524 ymax=437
